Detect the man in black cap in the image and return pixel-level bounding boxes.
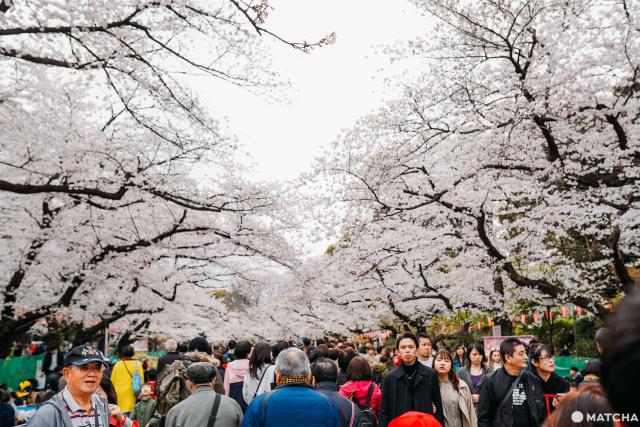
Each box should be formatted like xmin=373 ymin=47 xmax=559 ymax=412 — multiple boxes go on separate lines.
xmin=27 ymin=344 xmax=120 ymax=426
xmin=154 ymin=336 xmax=225 ymax=422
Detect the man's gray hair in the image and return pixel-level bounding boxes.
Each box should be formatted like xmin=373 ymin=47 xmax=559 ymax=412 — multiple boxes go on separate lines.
xmin=275 ymin=348 xmax=310 ymax=378
xmin=165 ymin=338 xmax=178 ymax=352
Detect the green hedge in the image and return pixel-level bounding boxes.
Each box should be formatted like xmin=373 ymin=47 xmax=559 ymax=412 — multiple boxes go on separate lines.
xmin=554 ymin=356 xmax=591 ymax=378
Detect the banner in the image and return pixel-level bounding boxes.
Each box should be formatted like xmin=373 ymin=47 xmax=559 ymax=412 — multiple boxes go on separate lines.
xmin=483 ymin=335 xmax=536 ymax=355
xmin=0 ymin=354 xmax=44 ymax=390
xmin=554 ymin=356 xmax=592 ymax=378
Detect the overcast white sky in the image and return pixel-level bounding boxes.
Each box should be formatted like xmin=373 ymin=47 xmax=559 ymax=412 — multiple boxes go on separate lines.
xmin=196 ymin=0 xmax=433 ymax=182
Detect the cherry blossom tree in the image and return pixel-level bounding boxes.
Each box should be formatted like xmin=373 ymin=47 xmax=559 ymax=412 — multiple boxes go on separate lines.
xmin=0 ymin=0 xmax=326 ymax=356
xmin=310 ymin=0 xmax=639 ymax=333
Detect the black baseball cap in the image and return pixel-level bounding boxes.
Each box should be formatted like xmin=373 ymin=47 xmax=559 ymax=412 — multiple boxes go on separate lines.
xmin=64 ymin=345 xmax=108 ymax=367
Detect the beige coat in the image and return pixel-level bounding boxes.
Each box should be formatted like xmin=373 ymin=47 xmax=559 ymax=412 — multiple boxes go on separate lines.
xmin=443 ymin=380 xmax=478 ymax=427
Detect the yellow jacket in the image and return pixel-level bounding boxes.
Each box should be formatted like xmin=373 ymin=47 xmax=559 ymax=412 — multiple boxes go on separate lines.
xmin=110 ymin=359 xmax=144 ymax=413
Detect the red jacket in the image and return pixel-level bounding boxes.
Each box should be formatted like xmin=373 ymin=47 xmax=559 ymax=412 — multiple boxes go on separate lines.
xmin=339 ymin=380 xmax=382 ymax=418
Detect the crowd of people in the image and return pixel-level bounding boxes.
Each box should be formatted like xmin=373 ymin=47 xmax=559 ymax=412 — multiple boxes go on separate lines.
xmin=2 ymin=290 xmax=638 ymax=427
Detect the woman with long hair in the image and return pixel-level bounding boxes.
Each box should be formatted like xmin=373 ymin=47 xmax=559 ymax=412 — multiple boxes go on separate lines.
xmin=453 ymin=345 xmax=466 ymax=372
xmin=242 ymin=342 xmax=275 ymax=405
xmin=487 ymin=349 xmax=502 ymax=372
xmin=432 ymin=349 xmax=477 ymax=427
xmin=456 ymin=343 xmax=489 ymax=411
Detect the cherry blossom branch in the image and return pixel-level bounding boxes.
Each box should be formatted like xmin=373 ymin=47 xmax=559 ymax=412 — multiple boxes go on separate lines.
xmin=0 ymin=179 xmax=128 ymax=199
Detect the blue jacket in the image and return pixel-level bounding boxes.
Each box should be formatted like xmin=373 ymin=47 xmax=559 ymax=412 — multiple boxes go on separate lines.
xmin=241 ymin=383 xmax=340 ymax=427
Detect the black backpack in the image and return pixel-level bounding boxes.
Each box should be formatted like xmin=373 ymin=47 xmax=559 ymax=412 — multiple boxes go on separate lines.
xmin=350 ymin=383 xmax=377 ymax=427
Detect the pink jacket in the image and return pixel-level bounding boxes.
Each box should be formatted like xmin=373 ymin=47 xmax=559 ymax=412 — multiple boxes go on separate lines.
xmin=223 ymin=359 xmax=250 ymax=395
xmin=339 ymin=380 xmax=382 ymax=418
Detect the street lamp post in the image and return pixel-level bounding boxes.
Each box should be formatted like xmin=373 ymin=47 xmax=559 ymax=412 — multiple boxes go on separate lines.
xmin=542 ymin=296 xmax=555 ymax=351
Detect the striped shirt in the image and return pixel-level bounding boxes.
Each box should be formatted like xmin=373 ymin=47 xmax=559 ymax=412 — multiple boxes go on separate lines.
xmin=61 ymin=387 xmax=105 ymax=427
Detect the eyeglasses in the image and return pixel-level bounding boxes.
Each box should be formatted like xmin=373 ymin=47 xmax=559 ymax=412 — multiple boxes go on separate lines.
xmin=540 ymin=355 xmax=556 ymax=361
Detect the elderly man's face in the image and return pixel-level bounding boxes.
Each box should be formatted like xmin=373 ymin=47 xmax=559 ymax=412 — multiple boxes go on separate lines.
xmin=63 ymin=363 xmax=103 ymax=397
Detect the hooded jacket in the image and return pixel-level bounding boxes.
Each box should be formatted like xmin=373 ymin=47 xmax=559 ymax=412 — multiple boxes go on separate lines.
xmin=179 ymin=351 xmax=225 ymax=394
xmin=339 ymin=380 xmax=382 ymax=418
xmin=532 ymin=370 xmax=569 ymax=418
xmin=225 ymin=359 xmax=250 ymax=395
xmin=225 ymin=359 xmax=250 ymax=412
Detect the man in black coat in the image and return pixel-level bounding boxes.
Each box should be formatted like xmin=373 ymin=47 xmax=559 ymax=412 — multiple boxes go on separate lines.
xmin=378 ymin=332 xmax=444 ymax=427
xmin=477 ymin=337 xmax=546 ymax=427
xmin=312 ymin=357 xmax=362 ymax=427
xmin=156 ymin=338 xmax=182 ymax=377
xmin=42 ymin=344 xmax=64 ymax=392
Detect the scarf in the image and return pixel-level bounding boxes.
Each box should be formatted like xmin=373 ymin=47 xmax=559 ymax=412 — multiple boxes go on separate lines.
xmin=278 ymin=376 xmax=309 ymax=385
